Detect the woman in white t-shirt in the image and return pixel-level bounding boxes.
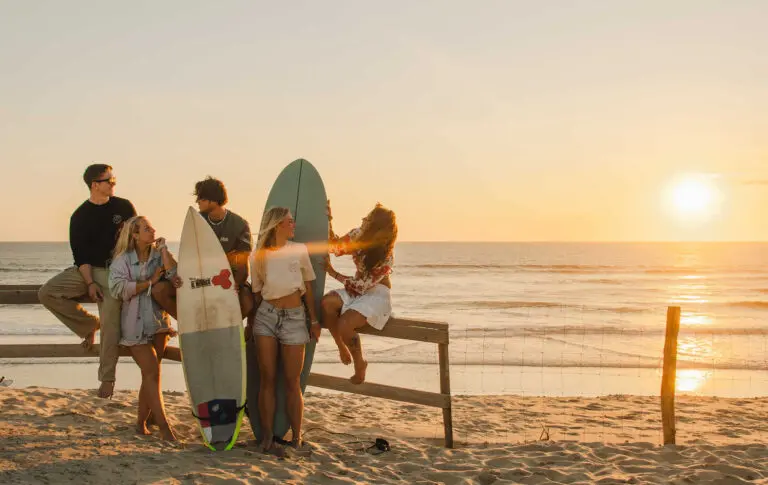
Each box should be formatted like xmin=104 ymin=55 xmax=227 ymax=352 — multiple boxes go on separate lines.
xmin=247 ymin=206 xmax=319 ymax=455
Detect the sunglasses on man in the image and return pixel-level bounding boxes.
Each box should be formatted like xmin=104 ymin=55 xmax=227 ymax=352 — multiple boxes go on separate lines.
xmin=94 ymin=177 xmax=116 ymax=185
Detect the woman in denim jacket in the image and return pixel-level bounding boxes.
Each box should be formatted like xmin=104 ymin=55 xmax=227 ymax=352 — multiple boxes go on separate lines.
xmin=109 ymin=216 xmax=182 ymax=441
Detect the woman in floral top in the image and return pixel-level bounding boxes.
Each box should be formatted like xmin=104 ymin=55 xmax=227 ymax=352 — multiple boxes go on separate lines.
xmin=322 ymin=202 xmax=397 ymax=384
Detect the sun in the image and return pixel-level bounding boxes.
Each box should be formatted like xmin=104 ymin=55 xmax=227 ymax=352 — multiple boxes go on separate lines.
xmin=673 ymin=179 xmax=713 ymax=214
xmin=668 ymin=175 xmax=720 ymax=219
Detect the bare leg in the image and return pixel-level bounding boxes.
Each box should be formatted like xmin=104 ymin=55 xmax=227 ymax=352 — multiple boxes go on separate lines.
xmin=256 ymin=335 xmax=279 ymax=453
xmin=281 ymin=344 xmax=305 ymax=445
xmin=129 ymin=334 xmax=175 ymax=441
xmin=338 ymin=310 xmax=370 ymax=384
xmin=149 ymin=283 xmax=178 ymax=416
xmin=162 ymin=346 xmax=181 ymax=362
xmin=132 ymin=346 xmax=152 ymax=435
xmin=321 ymin=293 xmax=351 ymax=365
xmin=136 ymin=374 xmax=152 ymax=435
xmin=151 ymin=281 xmax=177 ymax=320
xmin=149 ymin=334 xmax=168 ymax=429
xmin=140 ymin=333 xmax=170 ymax=430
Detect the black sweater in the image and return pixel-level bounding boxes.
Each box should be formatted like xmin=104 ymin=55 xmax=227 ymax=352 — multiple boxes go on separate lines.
xmin=69 ymin=197 xmax=137 ymax=268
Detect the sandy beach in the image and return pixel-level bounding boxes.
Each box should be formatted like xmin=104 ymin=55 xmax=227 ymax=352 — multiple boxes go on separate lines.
xmin=3 ymin=0 xmax=768 ymax=482
xmin=2 ymin=388 xmax=767 ymax=484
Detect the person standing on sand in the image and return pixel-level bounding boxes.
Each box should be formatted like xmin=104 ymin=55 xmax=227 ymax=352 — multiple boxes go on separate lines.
xmin=38 ymin=164 xmax=136 ymax=399
xmin=108 ymin=216 xmax=181 ymax=441
xmin=247 ymin=207 xmax=320 ymax=455
xmin=151 ymin=176 xmax=253 ymax=320
xmin=322 ymin=201 xmax=397 ymax=385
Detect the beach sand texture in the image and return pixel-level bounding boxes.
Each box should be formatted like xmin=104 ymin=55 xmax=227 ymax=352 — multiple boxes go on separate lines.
xmin=2 ymin=388 xmax=768 ymax=484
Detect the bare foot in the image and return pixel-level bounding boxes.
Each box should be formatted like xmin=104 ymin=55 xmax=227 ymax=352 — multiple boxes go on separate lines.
xmin=292 ymin=439 xmax=313 ymax=451
xmin=259 ymin=439 xmax=285 ymax=457
xmin=336 ymin=342 xmax=352 ymax=365
xmin=81 ymin=331 xmax=95 ymax=351
xmin=136 ymin=423 xmax=151 ymax=436
xmin=258 ymin=438 xmax=272 ymax=452
xmin=287 ymin=439 xmax=312 ymax=457
xmin=350 ymin=360 xmax=368 ymax=385
xmin=267 ymin=444 xmax=286 ymax=458
xmin=97 ymin=381 xmax=114 ymax=399
xmin=160 ymin=425 xmax=177 ymax=442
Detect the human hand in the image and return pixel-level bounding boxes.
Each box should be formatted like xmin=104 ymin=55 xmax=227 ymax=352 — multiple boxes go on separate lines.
xmin=87 ymin=282 xmax=103 ymax=302
xmin=244 ymin=323 xmax=253 ymax=342
xmin=310 ymin=322 xmax=321 ymax=342
xmin=155 ymin=237 xmax=167 ymax=252
xmin=170 ymin=274 xmax=183 ymax=288
xmin=151 ymin=267 xmax=165 ymax=285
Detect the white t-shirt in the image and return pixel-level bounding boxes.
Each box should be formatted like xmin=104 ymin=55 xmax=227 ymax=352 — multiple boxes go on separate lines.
xmin=249 ymin=241 xmax=316 ymax=300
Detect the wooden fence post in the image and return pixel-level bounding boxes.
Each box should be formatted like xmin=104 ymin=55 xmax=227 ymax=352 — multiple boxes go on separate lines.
xmin=661 ymin=306 xmax=681 ymax=445
xmin=438 ymin=342 xmax=454 ymax=448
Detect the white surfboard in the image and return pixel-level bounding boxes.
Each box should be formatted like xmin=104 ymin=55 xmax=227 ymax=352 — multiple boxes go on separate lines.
xmin=176 ymin=207 xmax=246 ymax=451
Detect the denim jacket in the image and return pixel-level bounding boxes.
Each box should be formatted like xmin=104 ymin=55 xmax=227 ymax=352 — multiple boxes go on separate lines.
xmin=108 ymin=248 xmax=174 ymax=345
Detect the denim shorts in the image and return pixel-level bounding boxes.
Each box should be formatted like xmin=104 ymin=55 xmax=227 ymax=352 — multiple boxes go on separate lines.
xmin=252 ymin=300 xmax=309 ymax=345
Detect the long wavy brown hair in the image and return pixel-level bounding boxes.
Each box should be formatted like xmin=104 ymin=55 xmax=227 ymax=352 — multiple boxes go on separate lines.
xmin=357 ymin=203 xmax=397 ymax=273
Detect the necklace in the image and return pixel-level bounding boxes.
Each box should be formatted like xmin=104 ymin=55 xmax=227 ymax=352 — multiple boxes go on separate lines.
xmin=207 ymin=210 xmax=228 ymax=226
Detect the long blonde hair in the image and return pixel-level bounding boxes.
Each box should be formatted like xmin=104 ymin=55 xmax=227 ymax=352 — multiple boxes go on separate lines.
xmin=253 ymin=207 xmax=291 ymax=284
xmin=112 ymin=216 xmax=146 ymax=260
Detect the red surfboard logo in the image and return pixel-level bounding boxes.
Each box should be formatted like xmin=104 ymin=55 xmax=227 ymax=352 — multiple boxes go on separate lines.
xmin=189 ymin=269 xmax=232 ymax=290
xmin=211 ymin=269 xmax=232 ymax=289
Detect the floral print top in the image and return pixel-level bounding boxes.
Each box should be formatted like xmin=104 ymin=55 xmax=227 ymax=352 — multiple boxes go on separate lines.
xmin=329 ymin=226 xmax=393 ymax=297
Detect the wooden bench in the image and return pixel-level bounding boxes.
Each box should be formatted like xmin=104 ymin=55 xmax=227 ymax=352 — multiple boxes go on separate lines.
xmin=0 ymin=284 xmax=454 ymax=447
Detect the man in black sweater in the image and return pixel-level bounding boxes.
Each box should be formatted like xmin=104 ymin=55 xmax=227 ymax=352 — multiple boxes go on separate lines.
xmin=38 ymin=164 xmax=136 ymax=398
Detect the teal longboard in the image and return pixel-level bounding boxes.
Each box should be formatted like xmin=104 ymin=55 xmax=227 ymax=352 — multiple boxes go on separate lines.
xmin=246 ymin=158 xmax=328 ymax=441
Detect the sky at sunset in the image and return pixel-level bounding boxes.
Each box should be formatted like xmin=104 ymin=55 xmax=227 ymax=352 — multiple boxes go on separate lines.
xmin=1 ymin=1 xmax=766 ymax=242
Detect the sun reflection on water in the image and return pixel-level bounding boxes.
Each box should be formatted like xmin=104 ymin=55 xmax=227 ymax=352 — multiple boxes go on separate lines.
xmin=678 ymin=336 xmax=714 ymax=356
xmin=671 ymin=336 xmax=717 ymax=393
xmin=676 ymin=369 xmax=712 ymax=392
xmin=668 ymin=277 xmax=711 ymax=305
xmin=680 ymin=311 xmax=713 ymax=326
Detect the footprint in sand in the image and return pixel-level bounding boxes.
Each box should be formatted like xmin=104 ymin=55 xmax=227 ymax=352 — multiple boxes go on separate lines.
xmin=584 ymin=403 xmax=606 ymax=411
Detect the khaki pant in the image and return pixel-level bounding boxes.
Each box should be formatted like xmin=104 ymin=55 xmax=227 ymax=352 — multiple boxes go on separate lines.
xmin=38 ymin=266 xmax=121 ymax=382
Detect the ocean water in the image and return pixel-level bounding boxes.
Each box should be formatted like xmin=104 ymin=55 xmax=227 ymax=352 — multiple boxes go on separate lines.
xmin=2 ymin=242 xmax=768 ymax=396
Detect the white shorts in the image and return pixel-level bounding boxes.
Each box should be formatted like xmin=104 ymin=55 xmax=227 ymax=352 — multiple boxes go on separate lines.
xmin=334 ymin=284 xmax=392 ymax=330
